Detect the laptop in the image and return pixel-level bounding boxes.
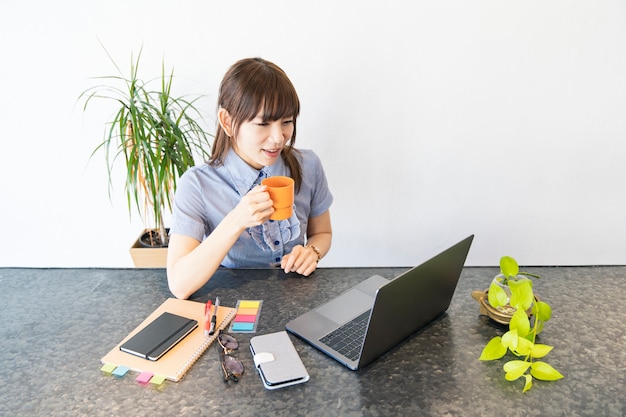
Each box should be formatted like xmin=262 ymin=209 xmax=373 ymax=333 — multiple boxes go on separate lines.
xmin=285 ymin=235 xmax=474 ymax=370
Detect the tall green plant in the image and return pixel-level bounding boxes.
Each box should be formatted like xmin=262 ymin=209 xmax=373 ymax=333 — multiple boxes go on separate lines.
xmin=479 ymin=256 xmax=564 ymax=392
xmin=79 ymin=46 xmax=212 ymax=246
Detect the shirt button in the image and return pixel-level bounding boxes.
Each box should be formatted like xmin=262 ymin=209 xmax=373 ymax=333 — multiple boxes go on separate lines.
xmin=274 ymin=240 xmax=280 ymax=246
xmin=275 ymin=257 xmax=281 ymax=262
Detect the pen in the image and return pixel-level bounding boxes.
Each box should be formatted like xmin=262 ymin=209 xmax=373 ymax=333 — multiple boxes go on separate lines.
xmin=209 ymin=297 xmax=219 ymax=336
xmin=204 ymin=300 xmax=213 ymax=337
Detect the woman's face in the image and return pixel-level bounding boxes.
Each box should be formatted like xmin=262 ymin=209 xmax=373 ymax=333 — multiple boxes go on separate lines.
xmin=232 ymin=110 xmax=295 ymax=169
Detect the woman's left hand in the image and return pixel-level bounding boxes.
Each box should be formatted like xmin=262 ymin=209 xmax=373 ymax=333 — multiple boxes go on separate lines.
xmin=281 ymin=245 xmax=318 ymax=276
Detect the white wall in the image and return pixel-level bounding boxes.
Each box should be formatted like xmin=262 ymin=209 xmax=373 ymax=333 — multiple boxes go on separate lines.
xmin=1 ymin=0 xmax=624 ymax=268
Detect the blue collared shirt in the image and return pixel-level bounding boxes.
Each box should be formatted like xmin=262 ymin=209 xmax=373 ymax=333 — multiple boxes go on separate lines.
xmin=170 ymin=148 xmax=333 ymax=268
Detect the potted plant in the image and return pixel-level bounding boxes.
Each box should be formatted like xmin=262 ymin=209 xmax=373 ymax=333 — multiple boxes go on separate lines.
xmin=478 ymin=256 xmax=564 ymax=392
xmin=472 ymin=256 xmax=542 ymax=324
xmin=79 ymin=46 xmax=212 ymax=267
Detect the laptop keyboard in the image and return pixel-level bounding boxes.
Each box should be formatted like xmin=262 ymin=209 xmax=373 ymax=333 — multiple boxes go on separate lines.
xmin=319 ymin=310 xmax=370 ymax=361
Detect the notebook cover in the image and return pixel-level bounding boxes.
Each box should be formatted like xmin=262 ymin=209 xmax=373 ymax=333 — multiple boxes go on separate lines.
xmin=101 ymin=298 xmax=236 ymax=382
xmin=119 ymin=312 xmax=198 ymax=360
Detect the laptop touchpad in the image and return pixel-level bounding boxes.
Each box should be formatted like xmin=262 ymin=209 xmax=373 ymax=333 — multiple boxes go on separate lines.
xmin=315 ymin=289 xmax=373 ymax=324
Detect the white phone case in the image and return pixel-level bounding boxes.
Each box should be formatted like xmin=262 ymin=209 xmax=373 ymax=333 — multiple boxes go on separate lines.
xmin=249 ymin=331 xmax=310 ymax=390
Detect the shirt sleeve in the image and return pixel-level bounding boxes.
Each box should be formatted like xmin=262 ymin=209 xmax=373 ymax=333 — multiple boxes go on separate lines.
xmin=169 ymin=169 xmax=209 ymax=242
xmin=304 ymin=149 xmax=334 ymax=218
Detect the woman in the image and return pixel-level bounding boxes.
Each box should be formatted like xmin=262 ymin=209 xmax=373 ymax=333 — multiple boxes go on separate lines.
xmin=167 ymin=58 xmax=333 ymax=299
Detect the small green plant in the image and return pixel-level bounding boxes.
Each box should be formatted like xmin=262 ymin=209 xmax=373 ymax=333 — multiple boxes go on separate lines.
xmin=479 ymin=256 xmax=564 ymax=392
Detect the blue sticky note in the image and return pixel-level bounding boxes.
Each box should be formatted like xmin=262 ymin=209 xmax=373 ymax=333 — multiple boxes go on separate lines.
xmin=231 ymin=322 xmax=255 ymax=331
xmin=112 ymin=366 xmax=130 ymax=378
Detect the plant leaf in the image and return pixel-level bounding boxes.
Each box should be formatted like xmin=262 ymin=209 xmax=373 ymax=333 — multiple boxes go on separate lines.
xmin=509 ymin=279 xmax=534 ymax=311
xmin=500 ymin=256 xmax=519 ymax=277
xmin=488 ymin=281 xmax=508 ymax=308
xmin=501 ymin=329 xmax=518 ymax=351
xmin=509 ymin=309 xmax=531 ymax=337
xmin=522 ymin=374 xmax=533 ymax=393
xmin=514 ymin=336 xmax=534 ymax=356
xmin=503 ymin=360 xmax=531 ymax=381
xmin=530 ymin=344 xmax=553 ymax=359
xmin=530 ymin=361 xmax=564 ymax=381
xmin=536 ymin=301 xmax=552 ymax=322
xmin=479 ymin=336 xmax=507 ymax=361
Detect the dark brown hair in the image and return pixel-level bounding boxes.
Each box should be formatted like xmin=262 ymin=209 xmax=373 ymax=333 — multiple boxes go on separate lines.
xmin=210 ymin=58 xmax=302 ymax=191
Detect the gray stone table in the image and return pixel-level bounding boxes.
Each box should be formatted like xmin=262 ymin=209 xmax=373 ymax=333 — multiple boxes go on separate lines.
xmin=0 ymin=266 xmax=624 ymax=416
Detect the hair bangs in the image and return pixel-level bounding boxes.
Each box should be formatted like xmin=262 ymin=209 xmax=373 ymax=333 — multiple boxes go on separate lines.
xmin=260 ymin=83 xmax=300 ymax=122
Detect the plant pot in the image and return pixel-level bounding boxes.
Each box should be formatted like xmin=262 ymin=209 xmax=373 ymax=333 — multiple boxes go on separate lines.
xmin=138 ymin=229 xmax=169 ymax=248
xmin=491 ymin=273 xmax=511 ymax=303
xmin=129 ymin=229 xmax=168 ymax=268
xmin=471 ymin=289 xmax=540 ymax=325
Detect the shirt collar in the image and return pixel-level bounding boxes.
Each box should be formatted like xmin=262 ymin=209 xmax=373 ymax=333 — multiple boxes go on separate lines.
xmin=223 ymin=148 xmax=289 ymax=196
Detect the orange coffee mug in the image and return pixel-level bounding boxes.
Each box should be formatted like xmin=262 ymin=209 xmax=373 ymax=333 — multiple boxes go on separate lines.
xmin=261 ymin=176 xmax=295 ymax=220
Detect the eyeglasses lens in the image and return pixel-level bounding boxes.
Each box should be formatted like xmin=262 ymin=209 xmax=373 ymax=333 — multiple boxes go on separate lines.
xmin=217 ymin=332 xmax=243 ymax=382
xmin=222 ymin=354 xmax=244 ymax=381
xmin=219 ymin=333 xmax=239 ymax=350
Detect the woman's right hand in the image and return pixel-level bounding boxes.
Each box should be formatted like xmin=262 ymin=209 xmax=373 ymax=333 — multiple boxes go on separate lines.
xmin=167 ymin=184 xmax=274 ymax=299
xmin=232 ymin=185 xmax=275 ymax=228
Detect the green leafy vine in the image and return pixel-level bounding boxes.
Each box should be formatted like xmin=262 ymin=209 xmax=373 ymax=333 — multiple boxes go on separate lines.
xmin=479 ymin=256 xmax=564 ymax=392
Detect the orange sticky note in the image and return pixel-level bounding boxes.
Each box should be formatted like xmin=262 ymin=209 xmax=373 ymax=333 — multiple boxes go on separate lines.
xmin=237 ymin=308 xmax=258 ymax=316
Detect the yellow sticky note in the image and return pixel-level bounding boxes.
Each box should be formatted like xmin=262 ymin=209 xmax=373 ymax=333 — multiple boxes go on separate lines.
xmin=150 ymin=375 xmax=166 ymax=386
xmin=239 ymin=300 xmax=260 ymax=309
xmin=100 ymin=363 xmax=117 ymax=375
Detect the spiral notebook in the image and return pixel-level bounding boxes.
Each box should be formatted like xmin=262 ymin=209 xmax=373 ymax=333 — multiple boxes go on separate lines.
xmin=101 ymin=298 xmax=236 ymax=382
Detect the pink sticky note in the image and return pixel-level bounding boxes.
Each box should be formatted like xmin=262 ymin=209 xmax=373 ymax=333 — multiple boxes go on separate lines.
xmin=235 ymin=314 xmax=257 ymax=323
xmin=136 ymin=371 xmax=154 ymax=385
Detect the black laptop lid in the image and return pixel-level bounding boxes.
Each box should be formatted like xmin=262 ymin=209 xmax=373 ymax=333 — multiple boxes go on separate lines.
xmin=358 ymin=235 xmax=473 ymax=368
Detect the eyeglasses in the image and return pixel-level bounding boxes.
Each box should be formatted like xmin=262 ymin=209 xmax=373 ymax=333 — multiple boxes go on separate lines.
xmin=217 ymin=331 xmax=244 ymax=383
